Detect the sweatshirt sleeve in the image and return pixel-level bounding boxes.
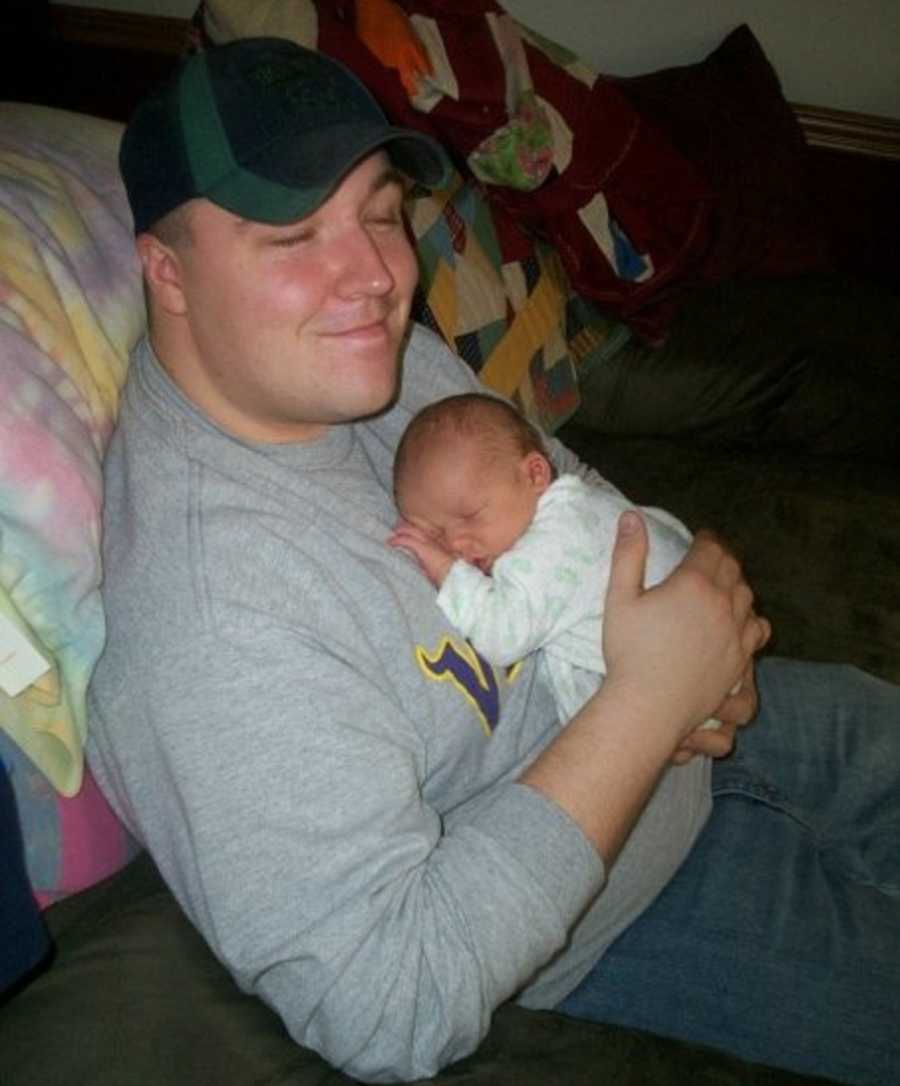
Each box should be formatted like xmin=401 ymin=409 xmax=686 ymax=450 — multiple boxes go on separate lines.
xmin=102 ymin=622 xmax=605 ymax=1085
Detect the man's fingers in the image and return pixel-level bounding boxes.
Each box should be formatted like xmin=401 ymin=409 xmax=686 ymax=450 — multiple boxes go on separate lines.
xmin=719 ymin=682 xmax=758 ymax=726
xmin=712 ymin=661 xmax=761 ymax=727
xmin=743 ymin=614 xmax=772 ymax=657
xmin=680 ymin=530 xmax=745 ymax=590
xmin=683 ymin=532 xmax=771 ymax=663
xmin=732 ymin=581 xmax=755 ymax=623
xmin=677 ymin=721 xmax=738 ymax=761
xmin=605 ymin=511 xmax=649 ymax=608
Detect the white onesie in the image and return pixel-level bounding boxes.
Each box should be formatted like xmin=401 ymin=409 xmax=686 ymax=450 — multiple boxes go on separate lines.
xmin=437 ymin=473 xmax=719 ymax=726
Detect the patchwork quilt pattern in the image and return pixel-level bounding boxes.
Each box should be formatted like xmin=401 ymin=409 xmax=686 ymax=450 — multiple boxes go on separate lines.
xmin=408 ymin=170 xmax=627 ymax=432
xmin=201 ymin=0 xmax=635 ymax=427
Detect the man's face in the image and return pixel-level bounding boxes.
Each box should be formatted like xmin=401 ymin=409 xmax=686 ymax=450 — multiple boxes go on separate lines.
xmin=154 ymin=151 xmax=418 ymax=443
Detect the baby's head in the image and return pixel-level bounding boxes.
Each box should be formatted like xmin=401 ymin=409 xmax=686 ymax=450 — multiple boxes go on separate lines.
xmin=394 ymin=394 xmax=554 ymax=571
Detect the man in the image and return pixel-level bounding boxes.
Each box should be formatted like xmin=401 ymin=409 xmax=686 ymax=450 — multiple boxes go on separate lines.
xmin=87 ymin=37 xmax=899 ymax=1085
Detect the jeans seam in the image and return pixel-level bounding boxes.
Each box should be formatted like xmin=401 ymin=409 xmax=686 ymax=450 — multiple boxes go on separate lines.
xmin=711 ymin=778 xmax=818 ymax=838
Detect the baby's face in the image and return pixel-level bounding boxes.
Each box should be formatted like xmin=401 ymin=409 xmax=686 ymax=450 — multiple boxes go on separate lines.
xmin=398 ymin=439 xmax=551 ymax=572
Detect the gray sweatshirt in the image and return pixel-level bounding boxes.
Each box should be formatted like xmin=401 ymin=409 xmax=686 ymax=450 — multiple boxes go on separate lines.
xmin=87 ymin=324 xmax=711 ymax=1083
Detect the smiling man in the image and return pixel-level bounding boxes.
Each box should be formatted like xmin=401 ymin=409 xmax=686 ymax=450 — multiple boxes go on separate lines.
xmin=122 ymin=42 xmax=442 ymax=444
xmin=140 ymin=157 xmax=416 ymax=443
xmin=85 ymin=36 xmax=900 ymax=1086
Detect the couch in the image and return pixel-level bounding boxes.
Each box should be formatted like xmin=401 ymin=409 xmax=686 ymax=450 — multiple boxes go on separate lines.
xmin=1 ymin=4 xmax=897 ymax=1083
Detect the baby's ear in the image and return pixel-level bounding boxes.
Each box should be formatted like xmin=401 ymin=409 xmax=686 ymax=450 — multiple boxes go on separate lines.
xmin=525 ymin=451 xmax=553 ymax=494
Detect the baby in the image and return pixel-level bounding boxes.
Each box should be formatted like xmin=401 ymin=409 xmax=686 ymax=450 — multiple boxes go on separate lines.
xmin=390 ymin=392 xmax=723 ymax=728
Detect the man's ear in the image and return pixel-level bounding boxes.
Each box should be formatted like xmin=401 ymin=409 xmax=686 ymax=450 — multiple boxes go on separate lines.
xmin=524 ymin=450 xmax=553 ymax=495
xmin=136 ymin=233 xmax=188 ymax=316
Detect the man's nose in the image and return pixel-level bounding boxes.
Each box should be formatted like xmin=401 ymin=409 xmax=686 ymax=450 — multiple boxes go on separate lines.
xmin=338 ymin=230 xmax=394 ymax=297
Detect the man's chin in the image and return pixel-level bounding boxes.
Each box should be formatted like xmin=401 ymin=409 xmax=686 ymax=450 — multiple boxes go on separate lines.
xmin=354 ymin=383 xmax=401 ymax=423
xmin=336 ymin=365 xmax=402 ymax=424
xmin=323 ymin=328 xmax=405 ymax=423
xmin=360 ymin=344 xmax=405 ymax=420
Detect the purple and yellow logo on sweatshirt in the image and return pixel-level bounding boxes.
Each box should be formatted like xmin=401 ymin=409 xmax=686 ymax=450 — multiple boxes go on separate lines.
xmin=416 ymin=637 xmax=521 ymax=736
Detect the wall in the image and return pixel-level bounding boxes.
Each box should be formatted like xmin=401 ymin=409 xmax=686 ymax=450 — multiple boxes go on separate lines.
xmin=54 ymin=0 xmax=900 ymax=119
xmin=504 ymin=0 xmax=900 ymax=119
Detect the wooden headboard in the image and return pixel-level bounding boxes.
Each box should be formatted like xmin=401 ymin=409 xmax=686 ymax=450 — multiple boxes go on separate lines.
xmin=4 ymin=4 xmax=190 ymax=123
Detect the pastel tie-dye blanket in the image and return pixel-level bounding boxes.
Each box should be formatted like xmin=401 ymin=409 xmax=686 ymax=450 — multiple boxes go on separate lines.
xmin=0 ymin=104 xmax=143 ymax=797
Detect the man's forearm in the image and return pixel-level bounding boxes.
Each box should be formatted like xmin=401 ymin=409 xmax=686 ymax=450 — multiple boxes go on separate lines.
xmin=520 ymin=675 xmax=684 ymax=863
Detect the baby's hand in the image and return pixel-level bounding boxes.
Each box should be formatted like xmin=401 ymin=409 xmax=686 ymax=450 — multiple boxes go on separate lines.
xmin=389 ymin=521 xmax=455 ymax=587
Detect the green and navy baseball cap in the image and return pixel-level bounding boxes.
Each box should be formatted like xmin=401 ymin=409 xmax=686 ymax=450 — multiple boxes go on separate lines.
xmin=119 ymin=37 xmax=451 ymax=234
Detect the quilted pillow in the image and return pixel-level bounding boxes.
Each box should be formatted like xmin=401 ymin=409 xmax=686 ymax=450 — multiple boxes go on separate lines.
xmin=319 ymin=0 xmax=712 ymax=345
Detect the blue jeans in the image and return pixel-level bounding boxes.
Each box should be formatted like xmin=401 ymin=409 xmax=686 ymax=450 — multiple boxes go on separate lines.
xmin=0 ymin=764 xmax=49 ymax=993
xmin=557 ymin=658 xmax=900 ymax=1085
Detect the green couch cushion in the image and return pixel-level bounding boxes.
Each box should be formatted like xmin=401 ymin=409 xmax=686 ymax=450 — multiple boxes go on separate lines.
xmin=573 ymin=275 xmax=900 ymax=464
xmin=1 ymin=852 xmax=831 ymax=1085
xmin=557 ymin=427 xmax=900 ymax=686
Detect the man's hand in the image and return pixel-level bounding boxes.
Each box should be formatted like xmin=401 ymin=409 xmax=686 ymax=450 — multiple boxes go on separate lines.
xmin=389 ymin=522 xmax=455 ymax=587
xmin=521 ymin=513 xmax=770 ymax=861
xmin=671 ymin=661 xmax=762 ymax=764
xmin=603 ymin=513 xmax=771 ymax=758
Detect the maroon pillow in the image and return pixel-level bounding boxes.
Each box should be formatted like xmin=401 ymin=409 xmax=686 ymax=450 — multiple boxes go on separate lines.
xmin=615 ymin=24 xmax=832 ymax=283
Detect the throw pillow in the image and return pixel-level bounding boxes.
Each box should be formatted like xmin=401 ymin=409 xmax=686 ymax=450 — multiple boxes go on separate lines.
xmin=615 ymin=24 xmax=831 ymax=284
xmin=0 ymin=104 xmax=142 ymax=799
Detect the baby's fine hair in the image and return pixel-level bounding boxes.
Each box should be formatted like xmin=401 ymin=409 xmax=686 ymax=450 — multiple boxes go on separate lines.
xmin=394 ymin=393 xmax=548 ymax=501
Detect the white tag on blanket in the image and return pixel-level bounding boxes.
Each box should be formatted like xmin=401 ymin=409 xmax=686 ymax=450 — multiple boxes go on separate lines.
xmin=0 ymin=613 xmax=51 ymax=697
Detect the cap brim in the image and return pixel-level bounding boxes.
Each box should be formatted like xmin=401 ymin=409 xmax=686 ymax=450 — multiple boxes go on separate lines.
xmin=203 ymin=122 xmax=452 ymax=226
